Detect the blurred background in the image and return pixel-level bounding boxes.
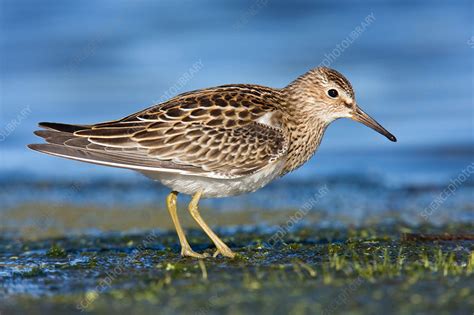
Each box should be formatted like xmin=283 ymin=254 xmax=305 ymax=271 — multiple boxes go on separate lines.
xmin=0 ymin=0 xmax=473 ymax=237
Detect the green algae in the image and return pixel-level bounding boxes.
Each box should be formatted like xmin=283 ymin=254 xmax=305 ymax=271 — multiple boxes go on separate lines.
xmin=20 ymin=266 xmax=45 ymax=278
xmin=1 ymin=223 xmax=473 ymax=315
xmin=46 ymin=244 xmax=68 ymax=258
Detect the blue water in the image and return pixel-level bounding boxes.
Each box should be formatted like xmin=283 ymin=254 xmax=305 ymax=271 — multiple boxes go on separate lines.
xmin=0 ymin=0 xmax=473 ymax=184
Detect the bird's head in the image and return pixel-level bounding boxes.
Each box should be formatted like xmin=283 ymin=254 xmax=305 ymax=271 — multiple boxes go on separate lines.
xmin=285 ymin=67 xmax=397 ymax=142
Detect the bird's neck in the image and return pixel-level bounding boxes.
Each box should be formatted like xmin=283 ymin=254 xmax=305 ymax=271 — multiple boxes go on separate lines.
xmin=280 ymin=108 xmax=330 ymax=176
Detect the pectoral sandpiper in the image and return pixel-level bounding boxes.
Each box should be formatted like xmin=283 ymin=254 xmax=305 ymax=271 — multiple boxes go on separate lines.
xmin=29 ymin=67 xmax=396 ymax=259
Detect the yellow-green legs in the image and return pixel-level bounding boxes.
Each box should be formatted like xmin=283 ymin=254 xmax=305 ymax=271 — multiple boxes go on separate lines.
xmin=188 ymin=190 xmax=236 ymax=258
xmin=166 ymin=190 xmax=235 ymax=259
xmin=166 ymin=191 xmax=209 ymax=258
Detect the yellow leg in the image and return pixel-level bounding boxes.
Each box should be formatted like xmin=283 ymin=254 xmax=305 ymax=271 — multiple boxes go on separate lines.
xmin=188 ymin=191 xmax=235 ymax=258
xmin=166 ymin=191 xmax=209 ymax=259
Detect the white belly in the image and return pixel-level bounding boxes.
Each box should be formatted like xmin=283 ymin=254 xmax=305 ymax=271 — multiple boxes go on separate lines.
xmin=140 ymin=159 xmax=285 ymax=198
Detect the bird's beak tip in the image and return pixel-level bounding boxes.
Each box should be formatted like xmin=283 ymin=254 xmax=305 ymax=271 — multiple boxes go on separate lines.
xmin=353 ymin=106 xmax=397 ymax=143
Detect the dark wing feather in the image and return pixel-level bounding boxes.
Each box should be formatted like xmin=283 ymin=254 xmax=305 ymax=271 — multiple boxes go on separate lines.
xmin=38 ymin=122 xmax=89 ymax=133
xmin=29 ymin=85 xmax=288 ymax=178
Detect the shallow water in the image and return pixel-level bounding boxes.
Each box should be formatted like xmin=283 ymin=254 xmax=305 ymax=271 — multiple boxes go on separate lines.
xmin=1 ymin=224 xmax=473 ymax=314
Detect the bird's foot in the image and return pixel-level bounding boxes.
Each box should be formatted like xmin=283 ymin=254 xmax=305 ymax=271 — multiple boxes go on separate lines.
xmin=213 ymin=247 xmax=236 ymax=259
xmin=181 ymin=247 xmax=209 ymax=259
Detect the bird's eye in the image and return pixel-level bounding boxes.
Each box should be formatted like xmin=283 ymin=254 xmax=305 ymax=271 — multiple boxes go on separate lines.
xmin=327 ymin=89 xmax=339 ymax=98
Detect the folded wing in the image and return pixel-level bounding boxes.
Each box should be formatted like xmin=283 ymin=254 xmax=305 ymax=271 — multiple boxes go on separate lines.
xmin=29 ymin=85 xmax=288 ymax=179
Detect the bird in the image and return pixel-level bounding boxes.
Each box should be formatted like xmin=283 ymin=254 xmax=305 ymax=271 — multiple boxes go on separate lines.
xmin=28 ymin=67 xmax=396 ymax=259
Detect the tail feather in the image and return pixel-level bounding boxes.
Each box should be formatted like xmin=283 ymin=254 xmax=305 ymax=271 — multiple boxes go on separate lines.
xmin=34 ymin=130 xmax=76 ymax=145
xmin=38 ymin=122 xmax=89 ymax=133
